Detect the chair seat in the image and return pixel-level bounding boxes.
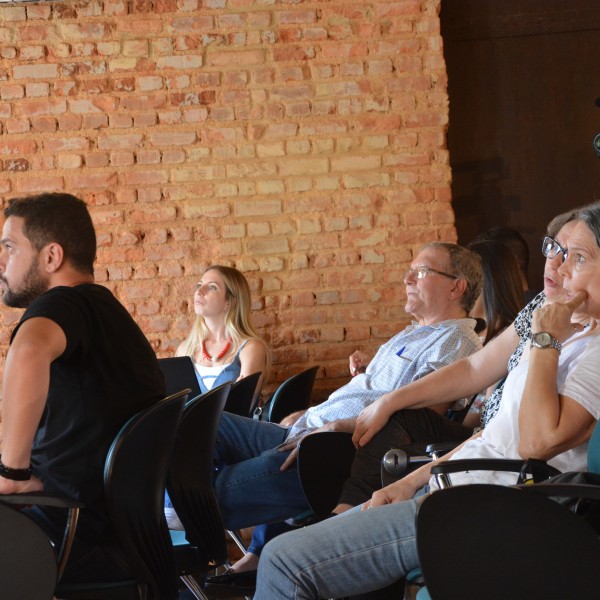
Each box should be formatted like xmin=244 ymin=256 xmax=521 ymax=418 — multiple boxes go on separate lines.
xmin=170 ymin=531 xmax=205 ymax=575
xmin=0 ymin=504 xmax=57 ymax=600
xmin=56 ymin=580 xmax=142 ymax=600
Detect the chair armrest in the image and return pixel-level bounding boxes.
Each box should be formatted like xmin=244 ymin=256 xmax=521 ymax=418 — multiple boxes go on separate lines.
xmin=425 ymin=442 xmax=461 ymax=455
xmin=430 ymin=458 xmax=526 ymax=476
xmin=517 ymin=483 xmax=600 ymax=501
xmin=381 ymin=442 xmax=463 ymax=486
xmin=0 ymin=492 xmax=83 ymax=509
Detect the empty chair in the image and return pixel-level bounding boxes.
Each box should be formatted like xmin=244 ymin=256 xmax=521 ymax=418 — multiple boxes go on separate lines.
xmin=167 ymin=381 xmax=232 ymax=599
xmin=297 ymin=431 xmax=356 ymax=519
xmin=224 ymin=371 xmax=262 ymax=417
xmin=159 ymin=356 xmax=202 ymax=399
xmin=260 ymin=365 xmax=319 ymax=423
xmin=417 ymin=484 xmax=600 ymax=600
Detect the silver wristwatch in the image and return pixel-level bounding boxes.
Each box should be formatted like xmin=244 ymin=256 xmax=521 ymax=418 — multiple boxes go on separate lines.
xmin=530 ymin=331 xmax=562 ymax=352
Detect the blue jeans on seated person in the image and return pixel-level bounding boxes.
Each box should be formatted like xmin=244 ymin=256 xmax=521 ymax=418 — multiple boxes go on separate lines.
xmin=254 ymin=489 xmax=428 ymax=600
xmin=213 ymin=412 xmax=311 ymax=531
xmin=247 ymin=522 xmax=295 ymax=556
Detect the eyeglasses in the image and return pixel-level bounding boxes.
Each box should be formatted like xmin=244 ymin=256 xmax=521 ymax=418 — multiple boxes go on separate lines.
xmin=542 ymin=236 xmax=568 ymax=262
xmin=404 ymin=265 xmax=459 ymax=280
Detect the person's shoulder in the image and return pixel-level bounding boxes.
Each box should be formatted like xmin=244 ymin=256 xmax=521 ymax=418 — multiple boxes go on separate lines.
xmin=435 ymin=317 xmax=479 ymax=332
xmin=36 ymin=283 xmax=110 ymax=303
xmin=240 ymin=337 xmax=265 ymax=349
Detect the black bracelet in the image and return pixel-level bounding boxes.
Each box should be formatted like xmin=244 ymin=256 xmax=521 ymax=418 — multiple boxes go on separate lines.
xmin=0 ymin=457 xmax=32 ymax=481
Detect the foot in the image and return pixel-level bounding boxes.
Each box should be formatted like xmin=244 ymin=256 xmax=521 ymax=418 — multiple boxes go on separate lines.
xmin=230 ymin=551 xmax=259 ymax=573
xmin=205 ymin=569 xmax=257 ymax=589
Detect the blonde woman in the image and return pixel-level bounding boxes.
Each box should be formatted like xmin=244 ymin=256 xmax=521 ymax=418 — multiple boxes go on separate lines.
xmin=166 ymin=265 xmax=269 ymax=530
xmin=178 ymin=265 xmax=269 ymax=393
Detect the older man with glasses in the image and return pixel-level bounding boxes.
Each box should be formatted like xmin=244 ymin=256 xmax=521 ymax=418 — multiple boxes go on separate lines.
xmin=211 ymin=242 xmax=483 ymax=536
xmin=254 ymin=204 xmax=600 ymax=600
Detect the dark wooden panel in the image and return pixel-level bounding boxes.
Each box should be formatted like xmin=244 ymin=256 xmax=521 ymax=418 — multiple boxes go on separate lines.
xmin=442 ymin=0 xmax=600 ymax=291
xmin=443 ymin=0 xmax=600 ymax=40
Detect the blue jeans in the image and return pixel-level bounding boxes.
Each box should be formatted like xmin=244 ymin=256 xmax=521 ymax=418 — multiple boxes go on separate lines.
xmin=254 ymin=490 xmax=428 ymax=599
xmin=213 ymin=413 xmax=311 ymax=530
xmin=248 ymin=522 xmax=296 ymax=556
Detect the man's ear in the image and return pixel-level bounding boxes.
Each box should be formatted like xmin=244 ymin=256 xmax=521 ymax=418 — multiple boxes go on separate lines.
xmin=40 ymin=242 xmax=65 ymax=274
xmin=449 ymin=277 xmax=468 ymax=301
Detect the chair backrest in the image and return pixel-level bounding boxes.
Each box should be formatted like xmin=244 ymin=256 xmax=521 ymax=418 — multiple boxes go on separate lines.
xmin=265 ymin=365 xmax=319 ymax=423
xmin=297 ymin=431 xmax=356 ymax=518
xmin=224 ymin=371 xmax=262 ymax=417
xmin=0 ymin=502 xmax=57 ymax=600
xmin=104 ymin=390 xmax=188 ymax=600
xmin=167 ymin=381 xmax=232 ymax=568
xmin=158 ymin=356 xmax=202 ymax=399
xmin=417 ymin=484 xmax=600 ymax=600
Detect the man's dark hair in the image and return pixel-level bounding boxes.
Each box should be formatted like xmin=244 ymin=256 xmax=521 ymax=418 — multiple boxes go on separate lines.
xmin=4 ymin=193 xmax=96 ymax=274
xmin=470 ymin=227 xmax=529 ymax=276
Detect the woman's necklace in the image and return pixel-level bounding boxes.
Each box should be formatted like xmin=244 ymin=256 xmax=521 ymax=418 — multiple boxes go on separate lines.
xmin=202 ymin=339 xmax=232 ymax=363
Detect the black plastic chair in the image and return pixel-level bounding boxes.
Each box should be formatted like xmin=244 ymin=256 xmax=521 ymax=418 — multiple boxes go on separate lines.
xmin=0 ymin=501 xmax=58 ymax=600
xmin=0 ymin=390 xmax=188 ymax=600
xmin=417 ymin=484 xmax=600 ymax=600
xmin=297 ymin=431 xmax=356 ymax=518
xmin=224 ymin=371 xmax=262 ymax=417
xmin=57 ymin=389 xmax=189 ymax=600
xmin=159 ymin=356 xmax=202 ymax=399
xmin=258 ymin=365 xmax=319 ymax=423
xmin=166 ymin=381 xmax=232 ymax=599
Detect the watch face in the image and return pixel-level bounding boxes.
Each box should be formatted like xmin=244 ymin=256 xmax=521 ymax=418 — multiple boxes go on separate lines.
xmin=534 ymin=332 xmax=552 ymax=346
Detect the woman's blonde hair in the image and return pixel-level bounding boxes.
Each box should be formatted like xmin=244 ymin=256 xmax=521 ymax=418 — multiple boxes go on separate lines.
xmin=180 ymin=265 xmax=271 ymax=377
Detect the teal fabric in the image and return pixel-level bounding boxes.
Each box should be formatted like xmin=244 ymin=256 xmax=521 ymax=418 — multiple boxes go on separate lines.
xmin=416 ymin=586 xmax=431 ymax=600
xmin=587 ymin=420 xmax=600 ymax=474
xmin=406 ymin=567 xmax=422 ymax=582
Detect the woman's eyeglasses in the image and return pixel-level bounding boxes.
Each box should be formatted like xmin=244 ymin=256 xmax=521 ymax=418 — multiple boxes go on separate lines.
xmin=541 ymin=236 xmax=567 ymax=262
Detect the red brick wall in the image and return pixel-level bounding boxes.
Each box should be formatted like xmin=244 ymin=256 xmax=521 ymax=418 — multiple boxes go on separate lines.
xmin=0 ymin=0 xmax=454 ymax=400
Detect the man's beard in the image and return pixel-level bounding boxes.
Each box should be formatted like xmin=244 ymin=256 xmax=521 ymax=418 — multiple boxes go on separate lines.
xmin=1 ymin=257 xmax=49 ymax=308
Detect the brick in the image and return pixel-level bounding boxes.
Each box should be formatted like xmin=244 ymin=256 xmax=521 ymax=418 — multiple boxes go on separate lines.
xmin=279 ymin=157 xmax=328 ymax=176
xmin=98 ymin=134 xmax=143 ymax=150
xmin=171 ymin=165 xmax=225 ymax=181
xmin=5 ymin=118 xmax=30 ymax=134
xmin=207 ymin=49 xmax=265 ymax=67
xmin=12 ymin=63 xmax=58 ymax=80
xmin=124 ymin=169 xmax=169 ymax=185
xmin=343 ymin=173 xmax=390 ymax=189
xmin=21 ymin=99 xmax=67 ymax=117
xmin=26 ymin=82 xmax=50 ymax=98
xmin=157 ymin=55 xmax=203 ymax=70
xmin=57 ymin=154 xmax=83 ymax=169
xmin=15 ymin=176 xmax=64 ymax=193
xmin=1 ymin=85 xmax=25 ymax=100
xmin=246 ymin=238 xmax=289 ymax=255
xmin=0 ymin=139 xmax=37 ymax=156
xmin=69 ymin=172 xmax=118 ymax=189
xmin=149 ymin=131 xmax=196 ymax=146
xmin=331 ymin=155 xmax=381 ymax=172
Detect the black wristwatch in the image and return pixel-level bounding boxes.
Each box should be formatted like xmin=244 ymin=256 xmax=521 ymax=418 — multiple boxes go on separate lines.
xmin=530 ymin=331 xmax=562 ymax=352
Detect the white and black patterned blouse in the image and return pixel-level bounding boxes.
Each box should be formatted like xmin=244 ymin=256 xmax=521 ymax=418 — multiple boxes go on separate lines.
xmin=480 ymin=291 xmax=546 ymax=427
